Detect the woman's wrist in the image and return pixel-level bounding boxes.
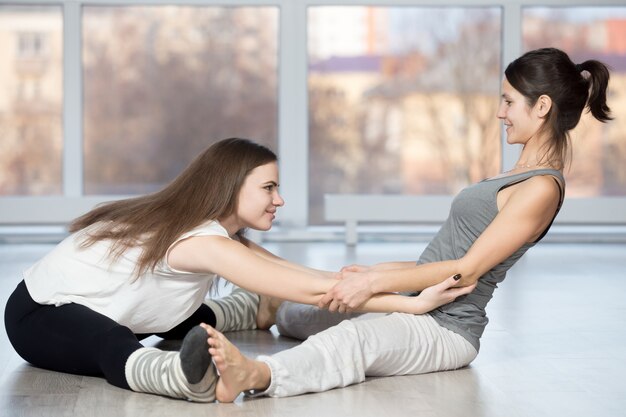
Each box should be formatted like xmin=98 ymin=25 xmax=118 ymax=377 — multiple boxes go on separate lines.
xmin=408 ymin=298 xmax=429 ymax=314
xmin=367 ymin=270 xmax=383 ymax=294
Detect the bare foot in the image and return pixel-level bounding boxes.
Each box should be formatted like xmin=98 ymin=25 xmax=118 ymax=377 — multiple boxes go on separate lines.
xmin=201 ymin=323 xmax=271 ymax=403
xmin=256 ymin=295 xmax=284 ymax=330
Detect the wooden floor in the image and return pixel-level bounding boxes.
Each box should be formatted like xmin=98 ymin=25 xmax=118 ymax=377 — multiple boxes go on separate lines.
xmin=1 ymin=240 xmax=625 ymax=417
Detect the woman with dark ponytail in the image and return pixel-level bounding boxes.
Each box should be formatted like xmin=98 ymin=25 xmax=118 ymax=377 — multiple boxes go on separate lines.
xmin=202 ymin=48 xmax=613 ymax=403
xmin=503 ymin=47 xmax=612 ymax=170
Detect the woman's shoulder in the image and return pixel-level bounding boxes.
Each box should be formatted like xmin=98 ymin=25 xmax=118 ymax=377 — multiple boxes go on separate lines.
xmin=522 ymin=169 xmax=564 ymax=197
xmin=509 ymin=174 xmax=562 ymax=212
xmin=163 ymin=221 xmax=233 ymax=275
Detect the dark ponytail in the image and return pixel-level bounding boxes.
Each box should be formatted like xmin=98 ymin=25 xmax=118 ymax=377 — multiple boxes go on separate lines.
xmin=578 ymin=59 xmax=613 ymax=123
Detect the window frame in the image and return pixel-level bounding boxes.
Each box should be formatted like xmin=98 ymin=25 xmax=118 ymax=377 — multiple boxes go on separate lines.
xmin=1 ymin=0 xmax=625 ymax=230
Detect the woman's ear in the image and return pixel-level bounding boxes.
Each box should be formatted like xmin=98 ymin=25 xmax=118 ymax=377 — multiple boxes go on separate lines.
xmin=535 ymin=94 xmax=552 ymax=118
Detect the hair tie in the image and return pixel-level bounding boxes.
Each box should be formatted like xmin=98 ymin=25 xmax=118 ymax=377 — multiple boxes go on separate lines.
xmin=575 ymin=63 xmax=583 ymax=72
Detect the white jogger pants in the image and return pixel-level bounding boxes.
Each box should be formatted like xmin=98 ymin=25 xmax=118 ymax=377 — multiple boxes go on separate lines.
xmin=255 ymin=310 xmax=477 ymax=398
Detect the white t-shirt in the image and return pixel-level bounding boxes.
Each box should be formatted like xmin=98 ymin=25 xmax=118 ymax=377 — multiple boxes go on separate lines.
xmin=23 ymin=220 xmax=230 ymax=334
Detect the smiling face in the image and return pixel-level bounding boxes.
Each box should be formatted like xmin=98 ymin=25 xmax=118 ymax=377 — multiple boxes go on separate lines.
xmin=497 ymin=78 xmax=546 ymax=146
xmin=230 ymin=161 xmax=284 ymax=232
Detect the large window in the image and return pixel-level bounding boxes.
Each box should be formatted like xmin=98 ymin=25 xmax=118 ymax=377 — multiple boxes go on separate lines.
xmin=523 ymin=7 xmax=626 ymax=198
xmin=0 ymin=1 xmax=624 ymax=229
xmin=82 ymin=6 xmax=279 ymax=194
xmin=308 ymin=6 xmax=502 ymax=223
xmin=0 ymin=5 xmax=63 ymax=195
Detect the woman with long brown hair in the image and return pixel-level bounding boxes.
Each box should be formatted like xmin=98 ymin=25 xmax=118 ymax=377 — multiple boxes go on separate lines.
xmin=4 ymin=138 xmax=469 ymax=402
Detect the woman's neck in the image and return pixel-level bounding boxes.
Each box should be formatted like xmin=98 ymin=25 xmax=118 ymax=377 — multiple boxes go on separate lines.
xmin=215 ymin=216 xmax=240 ymax=237
xmin=512 ymin=135 xmax=560 ymax=171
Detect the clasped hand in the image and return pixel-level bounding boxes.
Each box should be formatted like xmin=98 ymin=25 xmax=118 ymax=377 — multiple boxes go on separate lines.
xmin=318 ymin=264 xmax=373 ymax=313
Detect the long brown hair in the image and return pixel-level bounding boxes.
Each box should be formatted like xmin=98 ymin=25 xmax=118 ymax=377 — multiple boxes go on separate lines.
xmin=505 ymin=48 xmax=612 ymax=170
xmin=70 ymin=138 xmax=277 ymax=275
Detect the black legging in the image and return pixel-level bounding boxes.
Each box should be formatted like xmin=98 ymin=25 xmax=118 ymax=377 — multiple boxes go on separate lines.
xmin=4 ymin=280 xmax=216 ymax=390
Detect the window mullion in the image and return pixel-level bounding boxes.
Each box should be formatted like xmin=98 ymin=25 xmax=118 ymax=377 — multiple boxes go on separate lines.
xmin=501 ymin=2 xmax=522 ymax=171
xmin=63 ymin=1 xmax=83 ymax=197
xmin=277 ymin=1 xmax=308 ymax=228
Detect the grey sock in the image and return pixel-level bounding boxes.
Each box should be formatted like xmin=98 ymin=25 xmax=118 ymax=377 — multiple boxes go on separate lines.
xmin=204 ymin=286 xmax=260 ymax=332
xmin=124 ymin=344 xmax=218 ymax=402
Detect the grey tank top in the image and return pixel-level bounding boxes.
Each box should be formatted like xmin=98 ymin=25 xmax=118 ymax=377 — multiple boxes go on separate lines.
xmin=421 ymin=169 xmax=565 ymax=351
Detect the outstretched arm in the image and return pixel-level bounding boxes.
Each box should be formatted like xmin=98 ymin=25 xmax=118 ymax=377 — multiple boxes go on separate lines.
xmin=321 ymin=175 xmax=562 ymax=310
xmin=169 ymin=235 xmax=331 ymax=305
xmin=167 ymin=235 xmax=468 ymax=314
xmin=341 ymin=274 xmax=476 ymax=314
